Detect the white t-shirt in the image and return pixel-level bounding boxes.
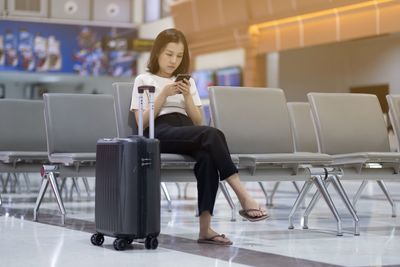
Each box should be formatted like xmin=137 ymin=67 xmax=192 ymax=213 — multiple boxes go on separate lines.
xmin=130 ymin=72 xmax=202 ymax=117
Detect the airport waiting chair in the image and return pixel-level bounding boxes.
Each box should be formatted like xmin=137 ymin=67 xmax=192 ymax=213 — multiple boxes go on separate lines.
xmin=209 ymin=86 xmax=360 ymax=236
xmin=343 ymin=94 xmax=399 ymax=217
xmin=112 ymin=82 xmax=238 ymax=220
xmin=265 ymin=102 xmax=318 ymax=207
xmin=287 ymin=102 xmax=360 ymax=228
xmin=0 ymin=99 xmax=49 ymax=205
xmin=307 ymin=93 xmax=399 ymax=222
xmin=33 ymin=94 xmax=118 ymax=225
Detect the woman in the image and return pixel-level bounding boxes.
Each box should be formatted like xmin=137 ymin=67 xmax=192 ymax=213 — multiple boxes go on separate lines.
xmin=130 ymin=28 xmax=268 ymax=246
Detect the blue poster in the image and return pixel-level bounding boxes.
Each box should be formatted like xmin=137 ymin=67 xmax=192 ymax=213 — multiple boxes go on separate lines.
xmin=0 ymin=20 xmax=138 ymax=77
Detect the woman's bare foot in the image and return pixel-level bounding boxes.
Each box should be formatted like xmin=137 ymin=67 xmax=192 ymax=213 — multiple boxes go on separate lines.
xmin=225 ymin=174 xmax=269 ymax=219
xmin=241 ymin=197 xmax=268 ymax=218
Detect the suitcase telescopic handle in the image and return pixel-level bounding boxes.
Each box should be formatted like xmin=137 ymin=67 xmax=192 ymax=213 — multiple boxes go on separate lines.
xmin=137 ymin=85 xmax=156 ymax=138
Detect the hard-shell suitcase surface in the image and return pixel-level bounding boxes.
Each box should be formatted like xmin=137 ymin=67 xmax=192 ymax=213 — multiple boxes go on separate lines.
xmin=91 ymin=85 xmax=161 ymax=251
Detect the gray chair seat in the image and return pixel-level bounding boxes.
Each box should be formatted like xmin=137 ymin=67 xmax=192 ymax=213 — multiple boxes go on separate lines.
xmin=237 ymin=152 xmax=332 ymax=165
xmin=0 ymin=151 xmax=48 ymax=163
xmin=332 ymin=152 xmax=400 ymax=165
xmin=48 ymin=153 xmax=96 ymax=165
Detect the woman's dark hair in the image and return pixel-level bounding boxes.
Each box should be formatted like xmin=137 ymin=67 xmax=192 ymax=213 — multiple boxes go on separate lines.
xmin=147 ymin=28 xmax=190 ymax=76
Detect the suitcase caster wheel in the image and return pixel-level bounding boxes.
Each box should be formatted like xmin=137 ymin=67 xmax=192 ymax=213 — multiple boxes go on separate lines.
xmin=91 ymin=233 xmax=104 ymax=246
xmin=113 ymin=238 xmax=127 ymax=251
xmin=145 ymin=236 xmax=158 ymax=250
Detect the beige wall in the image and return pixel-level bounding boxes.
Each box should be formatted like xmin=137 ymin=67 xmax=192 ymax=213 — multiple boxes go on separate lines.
xmin=279 ymin=33 xmax=400 ymax=101
xmin=195 ymin=49 xmax=245 ymax=70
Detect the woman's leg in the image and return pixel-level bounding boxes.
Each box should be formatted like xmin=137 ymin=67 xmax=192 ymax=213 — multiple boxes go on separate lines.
xmin=193 ymin=150 xmax=219 ymax=215
xmin=194 ymin=150 xmax=231 ymax=243
xmin=157 ymin=123 xmax=267 ymax=219
xmin=199 ymin=211 xmax=231 ymax=244
xmin=226 ymin=174 xmax=268 ymax=218
xmin=192 ymin=127 xmax=267 ymax=218
xmin=155 ymin=121 xmax=232 ymax=242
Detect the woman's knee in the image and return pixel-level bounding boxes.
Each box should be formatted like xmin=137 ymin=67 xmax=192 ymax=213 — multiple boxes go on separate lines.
xmin=200 ymin=126 xmax=225 ymax=141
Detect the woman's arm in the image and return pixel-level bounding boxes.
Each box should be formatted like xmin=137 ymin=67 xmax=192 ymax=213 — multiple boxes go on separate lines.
xmin=178 ymin=79 xmax=203 ymax=125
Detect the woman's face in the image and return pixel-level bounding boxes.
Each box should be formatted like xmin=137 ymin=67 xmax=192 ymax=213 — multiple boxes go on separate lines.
xmin=157 ymin=41 xmax=184 ymax=77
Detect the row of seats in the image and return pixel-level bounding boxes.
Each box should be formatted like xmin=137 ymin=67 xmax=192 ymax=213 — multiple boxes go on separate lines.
xmin=1 ymin=84 xmax=399 ymax=236
xmin=211 ymin=87 xmax=400 ymax=234
xmin=0 ymin=84 xmax=235 ymax=225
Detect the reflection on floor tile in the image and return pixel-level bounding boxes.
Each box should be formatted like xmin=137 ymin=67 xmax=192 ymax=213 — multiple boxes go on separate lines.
xmin=1 ymin=181 xmax=400 ymax=267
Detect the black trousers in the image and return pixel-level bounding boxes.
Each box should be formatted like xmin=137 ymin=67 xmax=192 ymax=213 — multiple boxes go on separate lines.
xmin=147 ymin=112 xmax=238 ymax=215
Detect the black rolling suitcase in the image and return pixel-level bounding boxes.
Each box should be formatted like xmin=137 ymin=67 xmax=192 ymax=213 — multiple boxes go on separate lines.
xmin=91 ymin=85 xmax=161 ymax=251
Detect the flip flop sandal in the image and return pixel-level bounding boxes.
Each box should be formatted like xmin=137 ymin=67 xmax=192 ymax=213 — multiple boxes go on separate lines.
xmin=197 ymin=234 xmax=233 ymax=246
xmin=239 ymin=209 xmax=270 ymax=222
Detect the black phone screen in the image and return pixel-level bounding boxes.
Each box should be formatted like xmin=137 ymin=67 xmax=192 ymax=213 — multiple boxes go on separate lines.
xmin=175 ymin=74 xmax=191 ymax=82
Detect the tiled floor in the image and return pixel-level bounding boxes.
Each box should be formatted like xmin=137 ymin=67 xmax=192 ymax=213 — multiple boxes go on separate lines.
xmin=1 ymin=179 xmax=399 ymax=267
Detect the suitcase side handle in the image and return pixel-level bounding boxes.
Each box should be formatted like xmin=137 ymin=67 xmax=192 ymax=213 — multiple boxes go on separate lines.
xmin=137 ymin=85 xmax=156 ymax=138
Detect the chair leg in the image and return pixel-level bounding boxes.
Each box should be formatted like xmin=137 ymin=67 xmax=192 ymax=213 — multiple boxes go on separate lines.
xmin=82 ymin=177 xmax=91 ymax=198
xmin=15 ymin=173 xmax=22 ymax=194
xmin=288 ymin=180 xmax=313 ymax=229
xmin=3 ymin=173 xmax=10 ymax=193
xmin=353 ymin=179 xmax=368 ymax=209
xmin=70 ymin=177 xmax=81 ymax=199
xmin=0 ymin=174 xmax=5 ymax=192
xmin=377 ymin=180 xmax=397 ymax=218
xmin=292 ymin=181 xmax=306 ymax=209
xmin=219 ymin=181 xmax=236 ymax=222
xmin=292 ymin=181 xmax=301 ymax=193
xmin=10 ymin=173 xmax=19 ymax=193
xmin=330 ymin=175 xmax=359 ymax=236
xmin=161 ymin=182 xmax=172 ymax=212
xmin=313 ymin=176 xmax=342 ymax=236
xmin=257 ymin=182 xmax=269 ymax=207
xmin=33 ymin=176 xmax=50 ymax=222
xmin=23 ymin=173 xmax=31 ymax=192
xmin=175 ymin=182 xmax=181 ymax=199
xmin=269 ymin=182 xmax=280 ymax=207
xmin=48 ymin=171 xmax=66 ymax=225
xmin=183 ymin=182 xmax=191 ymax=199
xmin=59 ymin=177 xmax=67 ymax=199
xmin=302 ymin=183 xmax=323 ymax=230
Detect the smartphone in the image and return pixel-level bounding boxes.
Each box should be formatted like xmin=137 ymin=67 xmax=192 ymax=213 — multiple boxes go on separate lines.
xmin=175 ymin=74 xmax=191 ymax=83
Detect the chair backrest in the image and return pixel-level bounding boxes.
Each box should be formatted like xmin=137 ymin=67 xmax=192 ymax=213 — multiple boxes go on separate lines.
xmin=112 ymin=82 xmax=137 ymax=137
xmin=287 ymin=102 xmax=319 ymax=153
xmin=386 ymin=94 xmax=400 ymax=151
xmin=0 ymin=99 xmax=47 ymax=151
xmin=209 ymin=86 xmax=294 ymax=154
xmin=308 ymin=93 xmax=390 ymax=154
xmin=43 ymin=93 xmax=118 ymax=154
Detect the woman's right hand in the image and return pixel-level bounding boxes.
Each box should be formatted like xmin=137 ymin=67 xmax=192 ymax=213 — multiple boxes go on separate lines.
xmin=161 ymin=83 xmax=180 ymax=97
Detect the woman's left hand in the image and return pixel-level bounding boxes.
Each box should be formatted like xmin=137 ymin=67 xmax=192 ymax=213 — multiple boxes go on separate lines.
xmin=177 ymin=79 xmax=191 ymax=97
